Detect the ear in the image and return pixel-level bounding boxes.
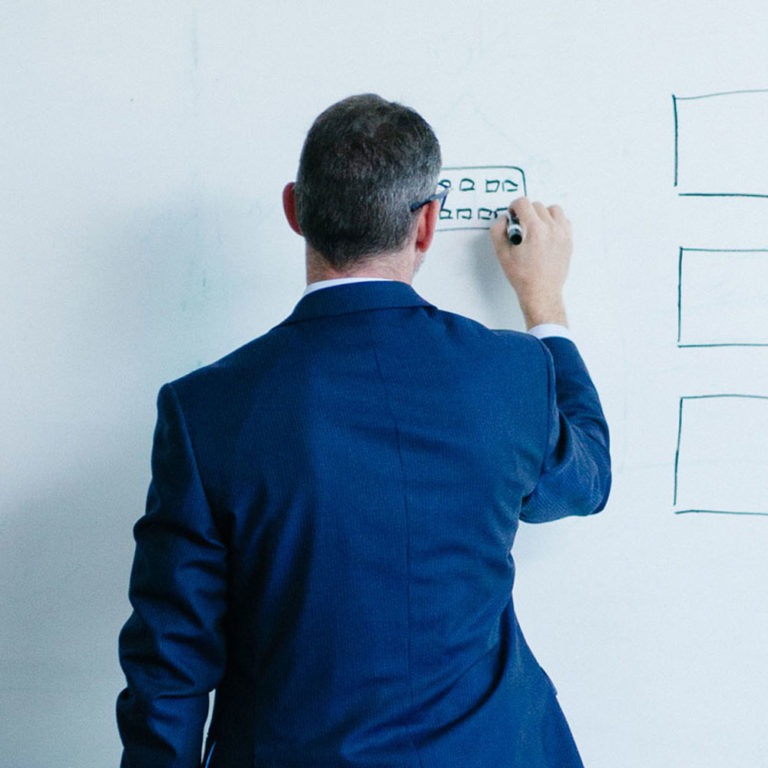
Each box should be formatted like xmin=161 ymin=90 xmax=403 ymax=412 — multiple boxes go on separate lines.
xmin=282 ymin=182 xmax=303 ymax=236
xmin=414 ymin=198 xmax=440 ymax=253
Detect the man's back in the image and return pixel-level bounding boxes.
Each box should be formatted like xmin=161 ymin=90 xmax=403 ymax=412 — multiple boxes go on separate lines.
xmin=118 ymin=281 xmax=609 ymax=767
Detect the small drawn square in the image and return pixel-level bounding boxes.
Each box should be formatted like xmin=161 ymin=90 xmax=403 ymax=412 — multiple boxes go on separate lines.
xmin=678 ymin=249 xmax=768 ymax=347
xmin=674 ymin=90 xmax=768 ymax=197
xmin=674 ymin=395 xmax=768 ymax=515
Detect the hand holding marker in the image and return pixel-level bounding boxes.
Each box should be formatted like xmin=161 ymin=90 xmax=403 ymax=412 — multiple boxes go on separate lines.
xmin=504 ymin=209 xmax=524 ymax=245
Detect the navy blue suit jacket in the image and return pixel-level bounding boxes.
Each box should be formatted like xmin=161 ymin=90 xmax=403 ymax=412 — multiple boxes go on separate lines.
xmin=117 ymin=281 xmax=611 ymax=767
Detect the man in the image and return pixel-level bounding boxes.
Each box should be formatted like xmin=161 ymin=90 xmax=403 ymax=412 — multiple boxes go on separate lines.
xmin=117 ymin=94 xmax=611 ymax=768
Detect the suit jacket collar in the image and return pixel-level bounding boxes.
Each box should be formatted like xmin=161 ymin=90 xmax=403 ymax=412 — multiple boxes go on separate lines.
xmin=280 ymin=280 xmax=433 ymax=325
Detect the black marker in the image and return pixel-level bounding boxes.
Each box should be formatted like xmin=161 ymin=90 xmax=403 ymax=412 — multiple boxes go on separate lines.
xmin=505 ymin=210 xmax=524 ymax=245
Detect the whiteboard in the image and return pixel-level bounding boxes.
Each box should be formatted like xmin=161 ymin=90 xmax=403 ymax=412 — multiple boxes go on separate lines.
xmin=2 ymin=2 xmax=767 ymax=766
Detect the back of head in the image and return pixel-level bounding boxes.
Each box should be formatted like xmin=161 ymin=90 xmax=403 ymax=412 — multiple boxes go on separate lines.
xmin=294 ymin=94 xmax=442 ymax=269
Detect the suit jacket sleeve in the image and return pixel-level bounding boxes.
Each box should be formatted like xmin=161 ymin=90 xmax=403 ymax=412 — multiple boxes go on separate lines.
xmin=117 ymin=383 xmax=228 ymax=768
xmin=520 ymin=336 xmax=611 ymax=523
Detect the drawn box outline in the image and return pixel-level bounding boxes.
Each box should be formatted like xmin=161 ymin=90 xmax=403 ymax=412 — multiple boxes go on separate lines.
xmin=677 ymin=247 xmax=768 ymax=348
xmin=436 ymin=165 xmax=528 ymax=232
xmin=672 ymin=89 xmax=768 ymax=199
xmin=673 ymin=393 xmax=768 ymax=517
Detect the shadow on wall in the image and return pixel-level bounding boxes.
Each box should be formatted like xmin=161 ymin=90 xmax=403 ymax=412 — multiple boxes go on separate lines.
xmin=1 ymin=197 xmax=295 ymax=766
xmin=0 ymin=453 xmax=145 ymax=767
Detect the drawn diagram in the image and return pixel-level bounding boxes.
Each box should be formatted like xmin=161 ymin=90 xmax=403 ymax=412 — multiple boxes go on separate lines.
xmin=435 ymin=166 xmax=527 ymax=231
xmin=673 ymin=89 xmax=768 ymax=197
xmin=674 ymin=395 xmax=768 ymax=516
xmin=677 ymin=248 xmax=768 ymax=347
xmin=672 ymin=90 xmax=768 ymax=516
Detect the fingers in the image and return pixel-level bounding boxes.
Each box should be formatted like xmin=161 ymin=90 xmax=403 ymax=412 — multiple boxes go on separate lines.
xmin=507 ymin=196 xmax=534 ymax=225
xmin=508 ymin=197 xmax=569 ymax=224
xmin=547 ymin=203 xmax=566 ymax=222
xmin=491 ymin=197 xmax=572 ymax=252
xmin=546 ymin=204 xmax=572 ymax=236
xmin=501 ymin=198 xmax=571 ymax=243
xmin=492 ymin=197 xmax=565 ymax=251
xmin=532 ymin=201 xmax=549 ymax=220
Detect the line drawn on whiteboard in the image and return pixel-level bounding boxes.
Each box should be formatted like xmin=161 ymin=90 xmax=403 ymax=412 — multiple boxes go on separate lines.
xmin=436 ymin=166 xmax=527 ymax=232
xmin=677 ymin=248 xmax=768 ymax=347
xmin=674 ymin=394 xmax=768 ymax=516
xmin=673 ymin=89 xmax=768 ymax=198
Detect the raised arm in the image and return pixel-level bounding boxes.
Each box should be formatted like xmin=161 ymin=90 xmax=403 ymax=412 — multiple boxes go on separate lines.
xmin=491 ymin=198 xmax=611 ymax=521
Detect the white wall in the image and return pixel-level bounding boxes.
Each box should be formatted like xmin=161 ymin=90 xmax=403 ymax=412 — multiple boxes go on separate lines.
xmin=2 ymin=2 xmax=767 ymax=765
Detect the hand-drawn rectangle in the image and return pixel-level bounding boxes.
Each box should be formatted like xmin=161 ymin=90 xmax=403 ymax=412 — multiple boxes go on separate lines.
xmin=674 ymin=394 xmax=768 ymax=516
xmin=436 ymin=166 xmax=527 ymax=231
xmin=678 ymin=248 xmax=768 ymax=347
xmin=673 ymin=89 xmax=768 ymax=197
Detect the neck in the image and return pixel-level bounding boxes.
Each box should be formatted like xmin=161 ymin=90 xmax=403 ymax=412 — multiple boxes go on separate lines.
xmin=305 ymin=247 xmax=419 ymax=286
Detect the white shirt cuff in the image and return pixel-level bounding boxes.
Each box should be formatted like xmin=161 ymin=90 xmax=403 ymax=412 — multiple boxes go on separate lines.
xmin=527 ymin=323 xmax=572 ymax=341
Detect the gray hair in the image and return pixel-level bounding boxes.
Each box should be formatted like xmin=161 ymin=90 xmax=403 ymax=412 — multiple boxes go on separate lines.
xmin=294 ymin=94 xmax=442 ymax=268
